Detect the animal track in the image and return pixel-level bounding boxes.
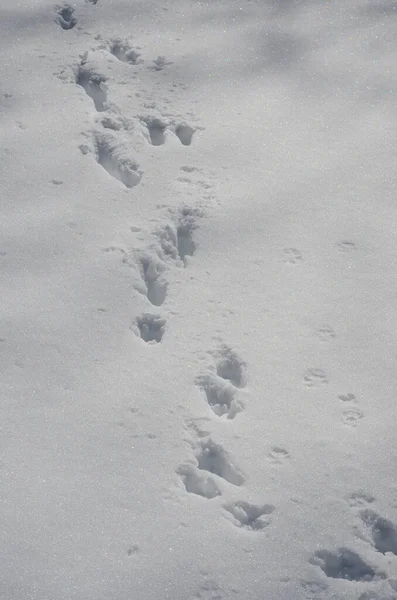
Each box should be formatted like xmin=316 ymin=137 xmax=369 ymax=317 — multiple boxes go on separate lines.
xmin=316 ymin=324 xmax=336 ymax=341
xmin=195 ymin=438 xmax=244 ymax=486
xmin=109 ymin=39 xmax=142 ymax=64
xmin=337 ymin=240 xmax=356 ymax=252
xmin=339 ymin=393 xmax=357 ymax=403
xmin=303 ymin=368 xmax=328 ymax=387
xmin=267 ymin=446 xmax=290 ymax=463
xmin=359 ymin=510 xmax=397 ymax=555
xmin=132 ymin=314 xmax=166 ymax=344
xmin=151 ymin=56 xmax=173 ymax=71
xmin=283 ymin=248 xmax=302 ymax=264
xmin=342 ymin=408 xmax=364 ymax=428
xmin=134 ymin=252 xmax=168 ymax=306
xmin=223 ymin=501 xmax=275 ymax=531
xmin=310 ymin=548 xmax=384 ymax=582
xmin=56 ymin=4 xmax=77 ymax=30
xmin=91 ymin=133 xmax=142 ymax=188
xmin=348 ymin=492 xmax=375 ymax=508
xmin=76 ymin=63 xmax=107 ymax=111
xmin=178 ymin=464 xmax=221 ymax=499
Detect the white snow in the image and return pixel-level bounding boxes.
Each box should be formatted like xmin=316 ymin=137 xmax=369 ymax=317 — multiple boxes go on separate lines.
xmin=1 ymin=0 xmax=397 ymax=598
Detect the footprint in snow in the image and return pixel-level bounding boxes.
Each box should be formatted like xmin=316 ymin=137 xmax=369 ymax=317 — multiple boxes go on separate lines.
xmin=156 ymin=207 xmax=200 ymax=266
xmin=131 ymin=314 xmax=166 ymax=344
xmin=359 ymin=509 xmax=397 ymax=555
xmin=140 ymin=116 xmax=196 ymax=146
xmin=150 ymin=56 xmax=173 ymax=71
xmin=108 ymin=38 xmax=142 ymax=65
xmin=55 ymin=4 xmax=77 ymax=30
xmin=80 ymin=132 xmax=142 ymax=189
xmin=282 ymin=248 xmax=302 ymax=264
xmin=303 ymin=368 xmax=328 ymax=387
xmin=223 ymin=501 xmax=275 ymax=531
xmin=196 ymin=345 xmax=246 ymax=419
xmin=178 ymin=438 xmax=244 ymax=499
xmin=76 ymin=61 xmax=108 ymax=112
xmin=310 ymin=547 xmax=386 ymax=582
xmin=130 ymin=251 xmax=168 ymax=307
xmin=267 ymin=446 xmax=290 ymax=464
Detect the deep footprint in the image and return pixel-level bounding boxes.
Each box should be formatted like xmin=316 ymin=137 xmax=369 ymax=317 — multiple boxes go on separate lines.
xmin=142 ymin=117 xmax=167 ymax=146
xmin=195 ymin=373 xmax=242 ymax=419
xmin=178 ymin=464 xmax=221 ymax=499
xmin=135 ymin=253 xmax=167 ymax=306
xmin=157 ymin=207 xmax=199 ymax=266
xmin=109 ymin=39 xmax=141 ymax=64
xmin=360 ymin=510 xmax=397 ymax=555
xmin=93 ymin=133 xmax=142 ymax=188
xmin=56 ymin=4 xmax=77 ymax=30
xmin=195 ymin=438 xmax=244 ymax=486
xmin=215 ymin=345 xmax=246 ymax=388
xmin=310 ymin=548 xmax=385 ymax=582
xmin=224 ymin=501 xmax=275 ymax=531
xmin=175 ymin=124 xmax=195 ymax=146
xmin=133 ymin=314 xmax=166 ymax=344
xmin=76 ymin=64 xmax=107 ymax=111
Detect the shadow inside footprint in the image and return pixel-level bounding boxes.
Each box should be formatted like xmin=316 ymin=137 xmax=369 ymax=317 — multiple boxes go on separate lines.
xmin=110 ymin=40 xmax=141 ymax=64
xmin=175 ymin=124 xmax=195 ymax=146
xmin=178 ymin=465 xmax=221 ymax=499
xmin=196 ymin=439 xmax=244 ymax=486
xmin=56 ymin=4 xmax=77 ymax=29
xmin=360 ymin=510 xmax=397 ymax=555
xmin=76 ymin=68 xmax=107 ymax=112
xmin=138 ymin=255 xmax=167 ymax=306
xmin=216 ymin=346 xmax=246 ymax=388
xmin=196 ymin=373 xmax=242 ymax=419
xmin=94 ymin=135 xmax=141 ymax=188
xmin=134 ymin=314 xmax=166 ymax=343
xmin=224 ymin=501 xmax=275 ymax=531
xmin=310 ymin=548 xmax=384 ymax=582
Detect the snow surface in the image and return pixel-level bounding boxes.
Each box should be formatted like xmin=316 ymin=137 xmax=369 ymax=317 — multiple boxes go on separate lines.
xmin=1 ymin=0 xmax=397 ymax=598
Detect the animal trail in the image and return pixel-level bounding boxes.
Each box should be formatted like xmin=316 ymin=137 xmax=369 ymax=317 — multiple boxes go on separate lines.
xmin=132 ymin=314 xmax=166 ymax=344
xmin=76 ymin=61 xmax=107 ymax=112
xmin=134 ymin=252 xmax=168 ymax=306
xmin=223 ymin=501 xmax=275 ymax=531
xmin=109 ymin=39 xmax=142 ymax=64
xmin=56 ymin=4 xmax=77 ymax=30
xmin=91 ymin=133 xmax=142 ymax=188
xmin=195 ymin=438 xmax=245 ymax=487
xmin=310 ymin=548 xmax=385 ymax=582
xmin=359 ymin=510 xmax=397 ymax=555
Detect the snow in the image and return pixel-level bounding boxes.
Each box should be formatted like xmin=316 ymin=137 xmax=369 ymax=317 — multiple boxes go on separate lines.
xmin=1 ymin=0 xmax=397 ymax=598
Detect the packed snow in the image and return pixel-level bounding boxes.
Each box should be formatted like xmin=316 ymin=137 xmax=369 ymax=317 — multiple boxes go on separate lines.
xmin=1 ymin=0 xmax=397 ymax=599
